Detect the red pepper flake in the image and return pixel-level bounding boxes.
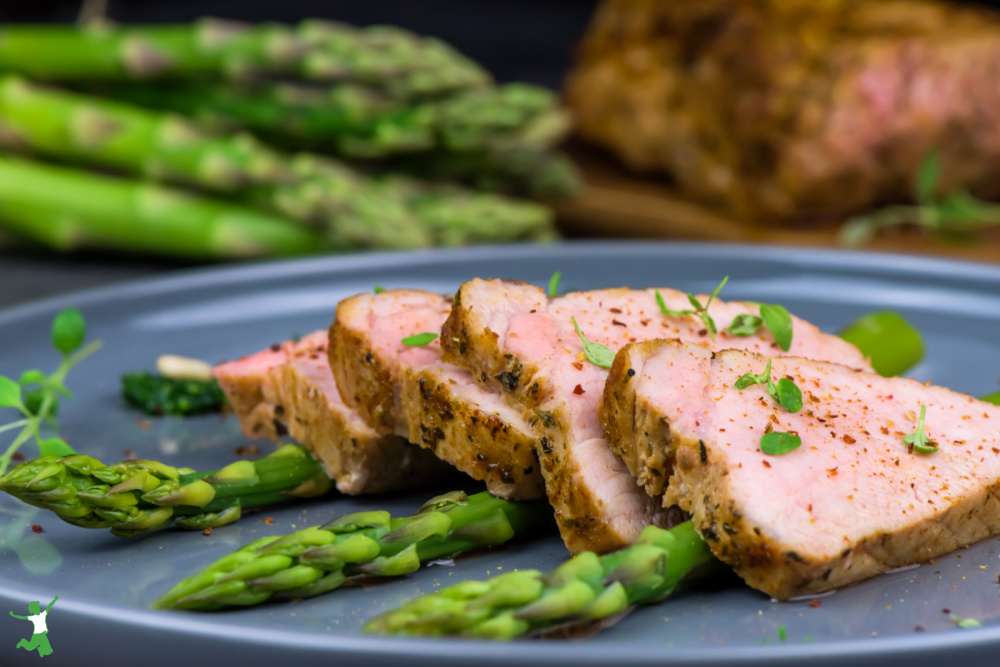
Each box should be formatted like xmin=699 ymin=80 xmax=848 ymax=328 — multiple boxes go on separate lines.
xmin=264 ymin=517 xmax=274 ymax=525
xmin=761 ymin=460 xmax=771 ymax=468
xmin=573 ymin=384 xmax=585 ymax=395
xmin=640 ymin=319 xmax=651 ymax=326
xmin=609 ymin=308 xmax=622 ymax=314
xmin=270 ymin=343 xmax=281 ymax=352
xmin=11 ymin=452 xmax=24 ymax=462
xmin=843 ymin=435 xmax=856 ymax=444
xmin=202 ymin=527 xmax=213 ymax=536
xmin=571 ymin=361 xmax=584 ymax=371
xmin=611 ymin=320 xmax=626 ymax=327
xmin=30 ymin=524 xmax=43 ymax=534
xmin=698 ymin=329 xmax=708 ymax=337
xmin=235 ymin=445 xmax=260 ymax=456
xmin=122 ymin=449 xmax=136 ymax=459
xmin=827 ymin=467 xmax=838 ymax=476
xmin=808 ymin=599 xmax=822 ymax=608
xmin=136 ymin=419 xmax=151 ymax=431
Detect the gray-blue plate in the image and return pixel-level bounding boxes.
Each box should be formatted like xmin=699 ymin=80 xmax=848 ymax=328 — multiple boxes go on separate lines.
xmin=1 ymin=242 xmax=999 ymax=667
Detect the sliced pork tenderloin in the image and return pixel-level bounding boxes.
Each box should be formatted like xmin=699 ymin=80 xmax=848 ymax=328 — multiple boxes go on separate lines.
xmin=329 ymin=290 xmax=545 ymax=500
xmin=600 ymin=338 xmax=1000 ymax=599
xmin=440 ymin=279 xmax=870 ymax=554
xmin=214 ymin=331 xmax=449 ymax=495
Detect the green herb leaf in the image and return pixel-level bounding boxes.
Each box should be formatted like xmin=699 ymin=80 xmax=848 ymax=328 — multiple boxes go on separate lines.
xmin=760 ymin=432 xmax=801 ymax=455
xmin=760 ymin=304 xmax=793 ymax=351
xmin=373 ymin=285 xmax=386 ymax=295
xmin=38 ymin=437 xmax=75 ymax=457
xmin=915 ymin=152 xmax=941 ymax=205
xmin=548 ymin=271 xmax=561 ymax=298
xmin=728 ymin=314 xmax=763 ymax=337
xmin=23 ymin=389 xmax=58 ymax=419
xmin=775 ymin=378 xmax=803 ymax=413
xmin=686 ymin=293 xmax=703 ymax=311
xmin=0 ymin=376 xmax=22 ymax=409
xmin=904 ymin=404 xmax=937 ymax=453
xmin=17 ymin=369 xmax=46 ymax=386
xmin=51 ymin=308 xmax=86 ymax=356
xmin=570 ymin=317 xmax=615 ymax=369
xmin=950 ymin=613 xmax=982 ymax=629
xmin=777 ymin=625 xmax=788 ymax=642
xmin=401 ymin=333 xmax=438 ymax=347
xmin=981 ymin=391 xmax=1000 ymax=406
xmin=734 ymin=359 xmax=771 ymax=391
xmin=533 ymin=409 xmax=557 ymax=426
xmin=656 ymin=277 xmax=727 ymax=337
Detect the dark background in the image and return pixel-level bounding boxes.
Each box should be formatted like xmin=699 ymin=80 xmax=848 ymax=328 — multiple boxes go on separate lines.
xmin=0 ymin=0 xmax=599 ymax=89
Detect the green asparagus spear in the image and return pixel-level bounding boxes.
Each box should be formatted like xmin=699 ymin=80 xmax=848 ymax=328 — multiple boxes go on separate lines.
xmin=838 ymin=311 xmax=925 ymax=377
xmin=100 ymin=81 xmax=569 ymax=159
xmin=0 ymin=444 xmax=333 ymax=538
xmin=0 ymin=19 xmax=489 ymax=98
xmin=154 ymin=490 xmax=550 ymax=611
xmin=0 ymin=77 xmax=430 ymax=250
xmin=366 ymin=521 xmax=715 ymax=639
xmin=0 ymin=154 xmax=324 ymax=259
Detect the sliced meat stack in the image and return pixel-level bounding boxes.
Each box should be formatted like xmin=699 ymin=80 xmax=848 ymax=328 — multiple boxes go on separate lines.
xmin=440 ymin=279 xmax=869 ymax=554
xmin=214 ymin=331 xmax=450 ymax=495
xmin=600 ymin=339 xmax=1000 ymax=598
xmin=329 ymin=290 xmax=545 ymax=500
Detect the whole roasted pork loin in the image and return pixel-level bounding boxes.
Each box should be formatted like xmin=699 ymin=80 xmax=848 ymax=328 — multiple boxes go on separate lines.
xmin=600 ymin=339 xmax=1000 ymax=599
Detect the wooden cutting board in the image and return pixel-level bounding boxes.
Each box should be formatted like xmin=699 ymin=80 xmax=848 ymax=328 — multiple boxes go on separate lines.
xmin=552 ymin=146 xmax=1000 ymax=264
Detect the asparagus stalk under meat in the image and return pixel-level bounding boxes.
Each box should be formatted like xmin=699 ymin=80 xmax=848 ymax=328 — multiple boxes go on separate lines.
xmin=0 ymin=154 xmax=324 ymax=259
xmin=0 ymin=19 xmax=490 ymax=99
xmin=0 ymin=444 xmax=332 ymax=538
xmin=365 ymin=521 xmax=716 ymax=639
xmin=0 ymin=76 xmax=430 ymax=250
xmin=154 ymin=490 xmax=550 ymax=611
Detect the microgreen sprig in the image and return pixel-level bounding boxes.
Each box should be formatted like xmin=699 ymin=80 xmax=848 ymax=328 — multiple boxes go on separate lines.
xmin=547 ymin=271 xmax=561 ymax=298
xmin=0 ymin=308 xmax=102 ymax=474
xmin=727 ymin=304 xmax=794 ymax=352
xmin=734 ymin=359 xmax=802 ymax=413
xmin=570 ymin=317 xmax=615 ymax=369
xmin=839 ymin=152 xmax=1000 ymax=246
xmin=655 ymin=276 xmax=728 ymax=340
xmin=950 ymin=613 xmax=982 ymax=629
xmin=402 ymin=332 xmax=438 ymax=347
xmin=904 ymin=404 xmax=937 ymax=454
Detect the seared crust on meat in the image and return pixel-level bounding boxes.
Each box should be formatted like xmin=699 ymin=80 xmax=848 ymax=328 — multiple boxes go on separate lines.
xmin=214 ymin=332 xmax=448 ymax=495
xmin=603 ymin=339 xmax=1000 ymax=599
xmin=600 ymin=340 xmax=686 ymax=498
xmin=330 ymin=291 xmax=545 ymax=500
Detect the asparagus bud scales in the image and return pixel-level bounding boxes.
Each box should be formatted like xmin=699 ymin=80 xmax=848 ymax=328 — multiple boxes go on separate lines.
xmin=365 ymin=521 xmax=715 ymax=639
xmin=154 ymin=490 xmax=550 ymax=611
xmin=0 ymin=444 xmax=332 ymax=537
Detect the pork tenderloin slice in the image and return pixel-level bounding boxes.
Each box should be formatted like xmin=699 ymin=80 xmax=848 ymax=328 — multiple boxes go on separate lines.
xmin=214 ymin=331 xmax=449 ymax=495
xmin=330 ymin=290 xmax=545 ymax=500
xmin=601 ymin=338 xmax=1000 ymax=599
xmin=439 ymin=279 xmax=869 ymax=553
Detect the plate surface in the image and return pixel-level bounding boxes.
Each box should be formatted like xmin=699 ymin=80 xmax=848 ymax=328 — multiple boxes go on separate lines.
xmin=1 ymin=241 xmax=999 ymax=667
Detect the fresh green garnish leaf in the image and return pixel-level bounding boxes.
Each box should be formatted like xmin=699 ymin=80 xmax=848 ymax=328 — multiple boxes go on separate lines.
xmin=656 ymin=277 xmax=728 ymax=338
xmin=51 ymin=308 xmax=86 ymax=356
xmin=950 ymin=613 xmax=981 ymax=629
xmin=777 ymin=625 xmax=788 ymax=642
xmin=402 ymin=332 xmax=438 ymax=347
xmin=760 ymin=304 xmax=793 ymax=351
xmin=727 ymin=314 xmax=763 ymax=337
xmin=38 ymin=437 xmax=74 ymax=457
xmin=904 ymin=404 xmax=937 ymax=454
xmin=0 ymin=376 xmax=22 ymax=409
xmin=570 ymin=317 xmax=615 ymax=369
xmin=775 ymin=378 xmax=803 ymax=414
xmin=0 ymin=308 xmax=100 ymax=473
xmin=548 ymin=271 xmax=561 ymax=298
xmin=373 ymin=285 xmax=386 ymax=295
xmin=760 ymin=432 xmax=801 ymax=456
xmin=733 ymin=359 xmax=801 ymax=413
xmin=837 ymin=311 xmax=924 ymax=377
xmin=981 ymin=391 xmax=1000 ymax=406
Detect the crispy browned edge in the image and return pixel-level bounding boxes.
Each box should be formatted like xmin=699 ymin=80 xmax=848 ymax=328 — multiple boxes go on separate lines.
xmin=604 ymin=341 xmax=1000 ymax=598
xmin=440 ymin=280 xmax=671 ymax=554
xmin=599 ymin=340 xmax=680 ymax=499
xmin=329 ymin=291 xmax=545 ymax=500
